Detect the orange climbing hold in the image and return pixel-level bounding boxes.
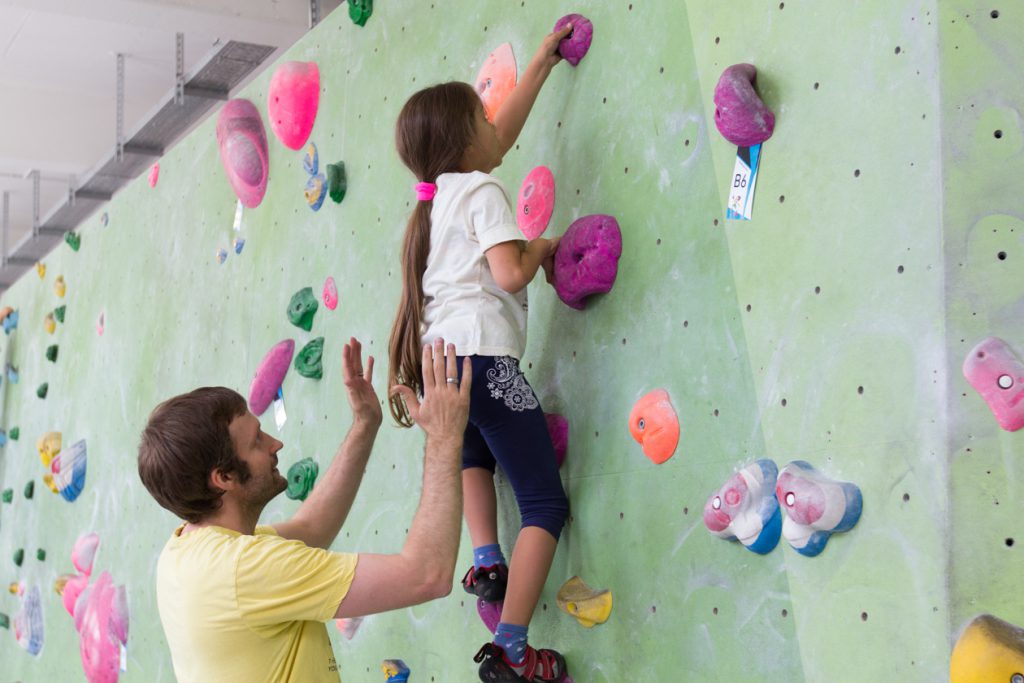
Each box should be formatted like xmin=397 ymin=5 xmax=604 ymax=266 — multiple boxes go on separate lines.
xmin=628 ymin=389 xmax=680 ymax=464
xmin=475 ymin=43 xmax=517 ymax=123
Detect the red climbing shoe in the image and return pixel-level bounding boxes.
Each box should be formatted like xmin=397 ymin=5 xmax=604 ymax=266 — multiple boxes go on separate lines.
xmin=474 ymin=642 xmax=569 ymax=682
xmin=462 ymin=564 xmax=509 ymax=603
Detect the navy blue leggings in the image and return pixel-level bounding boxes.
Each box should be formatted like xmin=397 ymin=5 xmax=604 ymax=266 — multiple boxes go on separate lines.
xmin=457 ymin=355 xmax=569 ymax=541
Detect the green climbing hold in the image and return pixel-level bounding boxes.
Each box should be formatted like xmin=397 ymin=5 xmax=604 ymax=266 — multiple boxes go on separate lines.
xmin=349 ymin=0 xmax=372 ymax=26
xmin=0 ymin=613 xmax=8 ymax=629
xmin=13 ymin=549 xmax=23 ymax=567
xmin=1 ymin=488 xmax=12 ymax=503
xmin=327 ymin=162 xmax=347 ymax=204
xmin=54 ymin=305 xmax=66 ymax=323
xmin=37 ymin=383 xmax=48 ymax=399
xmin=285 ymin=458 xmax=319 ymax=501
xmin=9 ymin=427 xmax=18 ymax=440
xmin=45 ymin=344 xmax=59 ymax=362
xmin=287 ymin=287 xmax=318 ymax=331
xmin=23 ymin=481 xmax=33 ymax=500
xmin=295 ymin=337 xmax=325 ymax=380
xmin=35 ymin=548 xmax=45 ymax=562
xmin=65 ymin=231 xmax=81 ymax=251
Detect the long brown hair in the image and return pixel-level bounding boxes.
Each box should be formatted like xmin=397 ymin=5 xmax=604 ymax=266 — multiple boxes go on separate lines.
xmin=388 ymin=82 xmax=479 ymax=427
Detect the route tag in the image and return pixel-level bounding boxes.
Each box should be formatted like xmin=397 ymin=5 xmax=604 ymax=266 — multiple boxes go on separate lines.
xmin=726 ymin=143 xmax=762 ymax=221
xmin=232 ymin=199 xmax=244 ymax=232
xmin=273 ymin=387 xmax=287 ymax=431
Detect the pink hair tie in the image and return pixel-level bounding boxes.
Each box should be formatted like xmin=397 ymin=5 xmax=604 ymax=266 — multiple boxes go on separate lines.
xmin=415 ymin=182 xmax=437 ymax=201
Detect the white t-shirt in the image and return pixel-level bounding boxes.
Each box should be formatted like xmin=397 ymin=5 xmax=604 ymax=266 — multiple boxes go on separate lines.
xmin=421 ymin=171 xmax=527 ymax=359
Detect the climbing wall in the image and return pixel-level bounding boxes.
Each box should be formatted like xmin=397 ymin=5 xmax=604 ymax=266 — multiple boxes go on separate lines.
xmin=0 ymin=1 xmax=1019 ymax=681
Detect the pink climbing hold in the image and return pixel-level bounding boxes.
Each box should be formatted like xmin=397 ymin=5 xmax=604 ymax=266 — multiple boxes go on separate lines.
xmin=553 ymin=214 xmax=622 ymax=310
xmin=713 ymin=64 xmax=776 ymax=147
xmin=72 ymin=533 xmax=100 ymax=576
xmin=323 ymin=276 xmax=338 ymax=311
xmin=216 ymin=98 xmax=270 ymax=208
xmin=516 ymin=166 xmax=556 ymax=240
xmin=249 ymin=339 xmax=295 ymax=416
xmin=545 ymin=413 xmax=569 ymax=469
xmin=553 ymin=13 xmax=593 ymax=66
xmin=75 ymin=571 xmax=130 ymax=683
xmin=148 ymin=163 xmax=159 ymax=188
xmin=62 ymin=573 xmax=89 ymax=617
xmin=268 ymin=61 xmax=321 ymax=150
xmin=963 ymin=337 xmax=1024 ymax=431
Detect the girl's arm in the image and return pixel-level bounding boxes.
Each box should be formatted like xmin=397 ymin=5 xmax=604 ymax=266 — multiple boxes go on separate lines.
xmin=493 ymin=25 xmax=573 ymax=155
xmin=486 ymin=236 xmax=560 ymax=294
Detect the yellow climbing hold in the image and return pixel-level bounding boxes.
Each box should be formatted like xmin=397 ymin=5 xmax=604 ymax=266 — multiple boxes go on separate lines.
xmin=556 ymin=575 xmax=613 ymax=628
xmin=42 ymin=473 xmax=59 ymax=494
xmin=54 ymin=275 xmax=66 ymax=298
xmin=951 ymin=614 xmax=1024 ymax=683
xmin=37 ymin=432 xmax=62 ymax=466
xmin=43 ymin=313 xmax=56 ymax=334
xmin=36 ymin=262 xmax=46 ymax=279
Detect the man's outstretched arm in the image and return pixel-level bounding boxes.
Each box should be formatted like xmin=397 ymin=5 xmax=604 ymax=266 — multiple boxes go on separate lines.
xmin=272 ymin=338 xmax=383 ymax=549
xmin=335 ymin=339 xmax=472 ymax=616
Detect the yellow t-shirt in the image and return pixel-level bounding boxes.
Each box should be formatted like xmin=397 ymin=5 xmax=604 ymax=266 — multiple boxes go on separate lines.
xmin=156 ymin=524 xmax=358 ymax=683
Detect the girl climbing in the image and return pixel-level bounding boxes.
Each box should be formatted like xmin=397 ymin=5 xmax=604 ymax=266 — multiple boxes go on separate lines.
xmin=387 ymin=25 xmax=574 ymax=683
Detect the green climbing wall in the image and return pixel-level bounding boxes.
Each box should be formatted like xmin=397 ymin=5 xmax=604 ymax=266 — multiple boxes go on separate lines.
xmin=0 ymin=1 xmax=1020 ymax=681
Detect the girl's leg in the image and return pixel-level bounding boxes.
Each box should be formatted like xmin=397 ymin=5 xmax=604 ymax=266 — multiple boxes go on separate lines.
xmin=463 ymin=466 xmax=499 ymax=547
xmin=460 ymin=361 xmax=508 ymax=602
xmin=470 ymin=356 xmax=570 ymax=680
xmin=499 ymin=526 xmax=557 ymax=625
xmin=471 ymin=357 xmax=568 ymax=626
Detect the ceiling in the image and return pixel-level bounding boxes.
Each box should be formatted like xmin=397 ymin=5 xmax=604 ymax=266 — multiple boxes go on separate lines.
xmin=0 ymin=0 xmax=341 ymax=263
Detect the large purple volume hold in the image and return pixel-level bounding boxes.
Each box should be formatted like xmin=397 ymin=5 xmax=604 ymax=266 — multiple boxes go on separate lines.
xmin=553 ymin=13 xmax=593 ymax=66
xmin=713 ymin=63 xmax=776 ymax=147
xmin=553 ymin=214 xmax=622 ymax=310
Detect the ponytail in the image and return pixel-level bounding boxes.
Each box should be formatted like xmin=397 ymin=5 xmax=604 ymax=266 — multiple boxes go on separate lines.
xmin=387 ymin=200 xmax=433 ymax=427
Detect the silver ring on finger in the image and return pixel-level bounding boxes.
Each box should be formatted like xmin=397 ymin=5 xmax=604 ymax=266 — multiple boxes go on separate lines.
xmin=446 ymin=377 xmax=458 ymax=385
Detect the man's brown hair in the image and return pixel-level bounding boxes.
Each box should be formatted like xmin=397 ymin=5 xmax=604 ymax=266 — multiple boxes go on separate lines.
xmin=138 ymin=387 xmax=252 ymax=523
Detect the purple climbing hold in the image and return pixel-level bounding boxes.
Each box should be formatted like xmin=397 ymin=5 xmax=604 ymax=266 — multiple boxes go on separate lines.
xmin=553 ymin=214 xmax=622 ymax=310
xmin=544 ymin=413 xmax=569 ymax=469
xmin=249 ymin=340 xmax=295 ymax=416
xmin=216 ymin=98 xmax=270 ymax=208
xmin=713 ymin=64 xmax=776 ymax=147
xmin=554 ymin=14 xmax=593 ymax=66
xmin=477 ymin=598 xmax=502 ymax=634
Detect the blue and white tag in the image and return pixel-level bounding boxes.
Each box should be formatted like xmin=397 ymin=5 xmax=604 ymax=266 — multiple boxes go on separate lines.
xmin=726 ymin=143 xmax=762 ymax=221
xmin=120 ymin=643 xmax=128 ymax=672
xmin=273 ymin=387 xmax=287 ymax=431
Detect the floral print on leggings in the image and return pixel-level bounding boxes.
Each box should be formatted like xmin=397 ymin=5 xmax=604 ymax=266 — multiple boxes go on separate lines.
xmin=485 ymin=356 xmax=539 ymax=412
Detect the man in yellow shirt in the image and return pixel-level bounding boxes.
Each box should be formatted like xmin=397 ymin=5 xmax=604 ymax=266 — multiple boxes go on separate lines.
xmin=137 ymin=338 xmax=471 ymax=682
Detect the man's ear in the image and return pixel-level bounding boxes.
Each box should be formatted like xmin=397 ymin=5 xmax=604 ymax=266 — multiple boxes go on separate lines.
xmin=209 ymin=468 xmax=235 ymax=492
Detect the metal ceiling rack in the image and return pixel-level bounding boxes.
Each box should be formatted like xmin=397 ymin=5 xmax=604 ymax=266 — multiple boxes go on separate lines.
xmin=0 ymin=39 xmax=276 ymax=291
